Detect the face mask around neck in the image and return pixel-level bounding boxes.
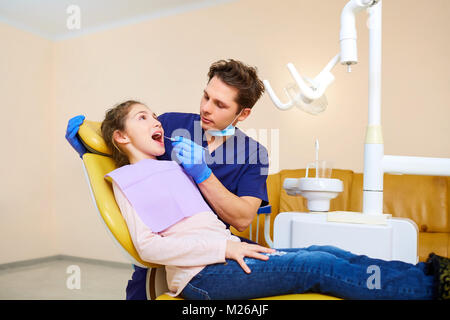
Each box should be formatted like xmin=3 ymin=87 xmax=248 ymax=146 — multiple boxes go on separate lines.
xmin=206 ymin=111 xmax=242 ymax=137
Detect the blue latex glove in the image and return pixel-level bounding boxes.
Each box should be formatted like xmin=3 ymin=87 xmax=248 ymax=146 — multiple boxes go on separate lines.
xmin=172 ymin=136 xmax=212 ymax=184
xmin=65 ymin=115 xmax=87 ymax=158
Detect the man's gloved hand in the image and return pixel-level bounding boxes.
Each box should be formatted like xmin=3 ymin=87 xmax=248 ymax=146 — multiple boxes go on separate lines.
xmin=65 ymin=115 xmax=87 ymax=158
xmin=172 ymin=136 xmax=212 ymax=184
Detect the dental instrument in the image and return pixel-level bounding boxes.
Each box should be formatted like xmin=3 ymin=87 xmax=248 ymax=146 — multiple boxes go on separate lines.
xmin=165 ymin=135 xmax=208 ymax=151
xmin=263 ymin=0 xmax=450 ymax=264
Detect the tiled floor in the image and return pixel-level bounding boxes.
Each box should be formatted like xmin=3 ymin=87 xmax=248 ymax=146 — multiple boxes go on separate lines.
xmin=0 ymin=257 xmax=134 ymax=300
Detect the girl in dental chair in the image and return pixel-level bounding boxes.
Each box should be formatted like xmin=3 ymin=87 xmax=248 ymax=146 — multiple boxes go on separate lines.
xmin=101 ymin=100 xmax=449 ymax=300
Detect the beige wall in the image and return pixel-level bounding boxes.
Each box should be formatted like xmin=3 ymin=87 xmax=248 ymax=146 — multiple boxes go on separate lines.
xmin=0 ymin=22 xmax=56 ymax=263
xmin=1 ymin=0 xmax=449 ymax=264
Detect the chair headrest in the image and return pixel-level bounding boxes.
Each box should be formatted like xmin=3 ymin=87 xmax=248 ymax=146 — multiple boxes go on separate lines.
xmin=78 ymin=120 xmax=112 ymax=156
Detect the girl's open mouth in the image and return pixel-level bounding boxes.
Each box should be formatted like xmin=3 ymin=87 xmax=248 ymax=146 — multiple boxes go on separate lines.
xmin=151 ymin=132 xmax=164 ymax=145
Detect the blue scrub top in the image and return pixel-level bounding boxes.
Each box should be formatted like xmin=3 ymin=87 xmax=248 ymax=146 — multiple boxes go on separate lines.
xmin=157 ymin=112 xmax=269 ymax=227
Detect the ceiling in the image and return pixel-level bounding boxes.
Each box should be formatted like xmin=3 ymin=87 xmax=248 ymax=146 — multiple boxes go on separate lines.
xmin=0 ymin=0 xmax=235 ymax=40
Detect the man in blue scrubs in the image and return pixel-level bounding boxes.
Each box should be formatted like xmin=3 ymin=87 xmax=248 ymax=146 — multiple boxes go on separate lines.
xmin=66 ymin=59 xmax=269 ymax=300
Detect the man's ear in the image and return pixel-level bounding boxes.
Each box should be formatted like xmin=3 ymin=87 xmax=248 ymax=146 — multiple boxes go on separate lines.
xmin=237 ymin=108 xmax=252 ymax=122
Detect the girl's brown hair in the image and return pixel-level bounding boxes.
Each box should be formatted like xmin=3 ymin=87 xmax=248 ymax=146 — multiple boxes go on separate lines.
xmin=101 ymin=100 xmax=143 ymax=168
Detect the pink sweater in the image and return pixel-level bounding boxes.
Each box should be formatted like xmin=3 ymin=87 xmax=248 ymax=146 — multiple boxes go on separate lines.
xmin=112 ymin=181 xmax=241 ymax=297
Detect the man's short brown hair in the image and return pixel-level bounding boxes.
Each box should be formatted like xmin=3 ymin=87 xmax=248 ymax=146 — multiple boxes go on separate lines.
xmin=208 ymin=59 xmax=265 ymax=113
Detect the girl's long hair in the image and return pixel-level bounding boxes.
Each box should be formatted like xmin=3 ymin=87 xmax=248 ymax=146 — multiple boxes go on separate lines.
xmin=101 ymin=100 xmax=142 ymax=168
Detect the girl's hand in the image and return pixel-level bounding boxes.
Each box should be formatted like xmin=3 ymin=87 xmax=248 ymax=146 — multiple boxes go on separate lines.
xmin=225 ymin=241 xmax=276 ymax=274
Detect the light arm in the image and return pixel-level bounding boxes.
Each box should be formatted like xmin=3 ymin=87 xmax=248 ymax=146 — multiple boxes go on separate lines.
xmin=262 ymin=79 xmax=294 ymax=110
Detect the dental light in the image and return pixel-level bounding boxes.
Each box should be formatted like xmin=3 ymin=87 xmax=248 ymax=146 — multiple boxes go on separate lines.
xmin=263 ymin=54 xmax=337 ymax=113
xmin=263 ymin=0 xmax=450 ymax=264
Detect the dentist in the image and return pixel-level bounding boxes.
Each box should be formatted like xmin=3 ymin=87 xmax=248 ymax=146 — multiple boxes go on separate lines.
xmin=65 ymin=59 xmax=269 ymax=300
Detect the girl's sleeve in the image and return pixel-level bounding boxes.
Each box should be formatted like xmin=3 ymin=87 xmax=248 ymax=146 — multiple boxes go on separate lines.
xmin=112 ymin=182 xmax=227 ymax=267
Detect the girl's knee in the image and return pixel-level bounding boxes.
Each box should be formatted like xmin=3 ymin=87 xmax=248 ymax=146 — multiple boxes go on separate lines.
xmin=295 ymin=250 xmax=338 ymax=266
xmin=305 ymin=245 xmax=355 ymax=260
xmin=305 ymin=244 xmax=341 ymax=253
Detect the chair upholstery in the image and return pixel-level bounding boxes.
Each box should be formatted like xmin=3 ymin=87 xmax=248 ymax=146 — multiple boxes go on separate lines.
xmin=78 ymin=120 xmax=111 ymax=156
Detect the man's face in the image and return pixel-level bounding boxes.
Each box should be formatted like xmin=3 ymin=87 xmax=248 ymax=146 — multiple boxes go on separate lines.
xmin=199 ymin=76 xmax=241 ymax=131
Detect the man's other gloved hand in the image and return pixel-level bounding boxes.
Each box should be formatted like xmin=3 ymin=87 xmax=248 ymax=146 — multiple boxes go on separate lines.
xmin=65 ymin=115 xmax=87 ymax=158
xmin=172 ymin=136 xmax=212 ymax=184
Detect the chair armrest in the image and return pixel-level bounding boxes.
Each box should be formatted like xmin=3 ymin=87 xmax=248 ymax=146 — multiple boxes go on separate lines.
xmin=250 ymin=205 xmax=274 ymax=248
xmin=257 ymin=205 xmax=272 ymax=215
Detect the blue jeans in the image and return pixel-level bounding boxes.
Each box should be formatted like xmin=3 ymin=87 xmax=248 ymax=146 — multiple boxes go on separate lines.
xmin=181 ymin=245 xmax=435 ymax=300
xmin=126 ymin=236 xmax=258 ymax=300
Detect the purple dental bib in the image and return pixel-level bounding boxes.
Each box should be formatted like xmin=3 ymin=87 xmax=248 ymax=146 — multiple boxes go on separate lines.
xmin=105 ymin=159 xmax=212 ymax=232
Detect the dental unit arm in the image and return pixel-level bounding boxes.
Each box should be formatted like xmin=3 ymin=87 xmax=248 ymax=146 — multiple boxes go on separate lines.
xmin=262 ymin=0 xmax=450 ymax=263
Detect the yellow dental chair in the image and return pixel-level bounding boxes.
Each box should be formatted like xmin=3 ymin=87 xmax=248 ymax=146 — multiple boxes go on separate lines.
xmin=77 ymin=119 xmax=339 ymax=300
